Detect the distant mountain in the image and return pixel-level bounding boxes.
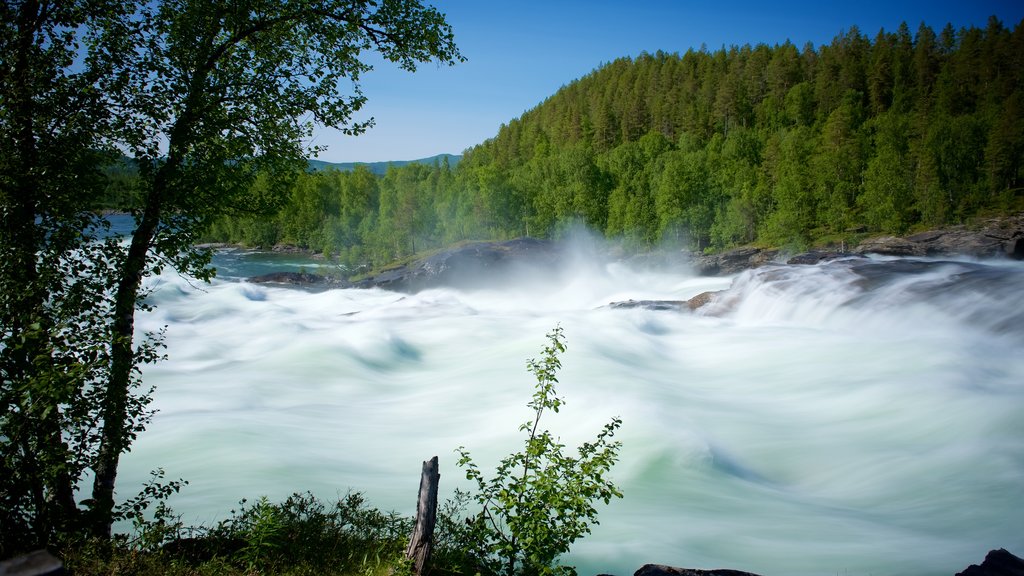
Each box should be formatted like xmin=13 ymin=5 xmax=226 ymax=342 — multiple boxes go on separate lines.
xmin=307 ymin=153 xmax=461 ymax=175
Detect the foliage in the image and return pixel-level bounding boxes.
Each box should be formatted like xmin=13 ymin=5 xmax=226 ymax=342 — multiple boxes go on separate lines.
xmin=62 ymin=491 xmax=411 ymax=576
xmin=0 ymin=0 xmax=149 ymax=555
xmin=1 ymin=0 xmax=462 ymax=552
xmin=209 ymin=18 xmax=1024 ymax=263
xmin=455 ymin=327 xmax=623 ymax=576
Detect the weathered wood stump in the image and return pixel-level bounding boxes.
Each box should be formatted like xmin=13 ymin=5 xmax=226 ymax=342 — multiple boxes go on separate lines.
xmin=405 ymin=456 xmax=440 ymax=575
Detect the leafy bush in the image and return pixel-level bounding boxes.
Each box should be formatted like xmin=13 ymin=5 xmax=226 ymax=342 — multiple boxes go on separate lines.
xmin=65 ymin=491 xmax=411 ymax=576
xmin=455 ymin=326 xmax=623 ymax=576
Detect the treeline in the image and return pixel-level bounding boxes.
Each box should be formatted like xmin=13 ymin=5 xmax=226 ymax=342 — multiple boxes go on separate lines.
xmin=206 ymin=17 xmax=1024 ymax=265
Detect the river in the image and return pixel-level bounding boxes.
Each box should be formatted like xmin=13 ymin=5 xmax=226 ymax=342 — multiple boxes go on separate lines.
xmin=116 ymin=229 xmax=1024 ymax=575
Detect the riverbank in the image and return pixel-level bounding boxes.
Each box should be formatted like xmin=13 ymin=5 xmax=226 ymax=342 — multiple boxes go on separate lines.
xmin=244 ymin=211 xmax=1024 ymax=291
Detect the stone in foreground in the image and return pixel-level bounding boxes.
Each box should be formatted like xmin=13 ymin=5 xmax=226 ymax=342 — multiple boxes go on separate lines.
xmin=634 ymin=564 xmax=763 ymax=576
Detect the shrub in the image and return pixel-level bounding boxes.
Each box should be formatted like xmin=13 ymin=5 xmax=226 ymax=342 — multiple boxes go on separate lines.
xmin=455 ymin=326 xmax=623 ymax=576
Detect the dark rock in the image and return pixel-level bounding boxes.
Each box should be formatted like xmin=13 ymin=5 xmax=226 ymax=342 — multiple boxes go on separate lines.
xmin=956 ymin=548 xmax=1024 ymax=576
xmin=247 ymin=271 xmax=345 ymax=287
xmin=605 ymin=299 xmax=688 ymax=311
xmin=695 ymin=247 xmax=778 ymax=276
xmin=356 ymin=238 xmax=558 ymax=292
xmin=634 ymin=563 xmax=763 ymax=576
xmin=854 ymin=235 xmax=926 ymax=257
xmin=786 ymin=251 xmax=862 ymax=265
xmin=603 ymin=291 xmax=722 ymax=312
xmin=0 ymin=550 xmax=64 ymax=576
xmin=1006 ymin=237 xmax=1024 ymax=260
xmin=856 ymin=212 xmax=1024 ymax=259
xmin=270 ymin=244 xmax=311 ymax=254
xmin=909 ymin=228 xmax=1006 ymax=257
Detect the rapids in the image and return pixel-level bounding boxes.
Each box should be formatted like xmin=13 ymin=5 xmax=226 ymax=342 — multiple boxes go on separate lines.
xmin=119 ymin=239 xmax=1024 ymax=575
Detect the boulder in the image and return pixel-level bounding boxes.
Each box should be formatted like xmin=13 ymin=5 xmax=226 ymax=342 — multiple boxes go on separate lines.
xmin=695 ymin=248 xmax=778 ymax=276
xmin=605 ymin=299 xmax=688 ymax=311
xmin=247 ymin=271 xmax=345 ymax=288
xmin=603 ymin=291 xmax=721 ymax=313
xmin=786 ymin=251 xmax=861 ymax=265
xmin=0 ymin=550 xmax=64 ymax=576
xmin=854 ymin=235 xmax=926 ymax=257
xmin=356 ymin=238 xmax=558 ymax=292
xmin=906 ymin=229 xmax=1006 ymax=258
xmin=956 ymin=549 xmax=1024 ymax=576
xmin=634 ymin=564 xmax=763 ymax=576
xmin=855 ymin=212 xmax=1024 ymax=259
xmin=686 ymin=290 xmax=718 ymax=311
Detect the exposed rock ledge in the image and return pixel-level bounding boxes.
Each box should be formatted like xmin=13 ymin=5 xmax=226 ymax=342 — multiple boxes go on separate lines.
xmin=956 ymin=548 xmax=1024 ymax=576
xmin=692 ymin=211 xmax=1024 ymax=276
xmin=855 ymin=213 xmax=1024 ymax=260
xmin=599 ymin=548 xmax=1024 ymax=576
xmin=629 ymin=564 xmax=762 ymax=576
xmin=351 ymin=237 xmax=558 ymax=292
xmin=247 ymin=213 xmax=1024 ymax=289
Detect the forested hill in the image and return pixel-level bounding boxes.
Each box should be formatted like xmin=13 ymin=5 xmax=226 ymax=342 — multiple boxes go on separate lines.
xmin=308 ymin=153 xmax=461 ymax=175
xmin=205 ymin=18 xmax=1024 ymax=269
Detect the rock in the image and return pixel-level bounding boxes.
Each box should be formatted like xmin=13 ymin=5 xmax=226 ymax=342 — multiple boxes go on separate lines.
xmin=0 ymin=550 xmax=64 ymax=576
xmin=786 ymin=251 xmax=861 ymax=265
xmin=686 ymin=290 xmax=718 ymax=310
xmin=356 ymin=238 xmax=557 ymax=292
xmin=247 ymin=271 xmax=345 ymax=287
xmin=854 ymin=235 xmax=926 ymax=257
xmin=605 ymin=299 xmax=688 ymax=311
xmin=855 ymin=212 xmax=1024 ymax=259
xmin=634 ymin=564 xmax=763 ymax=576
xmin=956 ymin=548 xmax=1024 ymax=576
xmin=603 ymin=291 xmax=721 ymax=313
xmin=695 ymin=247 xmax=778 ymax=276
xmin=906 ymin=228 xmax=1006 ymax=258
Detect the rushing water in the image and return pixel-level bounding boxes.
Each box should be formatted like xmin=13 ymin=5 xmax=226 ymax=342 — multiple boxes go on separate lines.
xmin=116 ymin=232 xmax=1024 ymax=575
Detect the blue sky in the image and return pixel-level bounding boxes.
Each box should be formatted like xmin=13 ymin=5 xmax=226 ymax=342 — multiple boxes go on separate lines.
xmin=314 ymin=0 xmax=1024 ymax=163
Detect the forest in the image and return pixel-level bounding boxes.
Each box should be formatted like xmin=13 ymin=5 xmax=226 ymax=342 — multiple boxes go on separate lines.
xmin=202 ymin=17 xmax=1024 ymax=268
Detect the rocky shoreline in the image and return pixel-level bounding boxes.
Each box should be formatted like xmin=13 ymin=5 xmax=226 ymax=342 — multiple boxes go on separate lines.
xmin=247 ymin=212 xmax=1024 ymax=292
xmin=612 ymin=548 xmax=1024 ymax=576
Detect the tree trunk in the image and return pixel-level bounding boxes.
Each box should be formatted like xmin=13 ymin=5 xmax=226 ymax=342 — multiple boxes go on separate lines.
xmin=405 ymin=456 xmax=440 ymax=576
xmin=3 ymin=0 xmax=79 ymax=542
xmin=89 ymin=179 xmax=165 ymax=538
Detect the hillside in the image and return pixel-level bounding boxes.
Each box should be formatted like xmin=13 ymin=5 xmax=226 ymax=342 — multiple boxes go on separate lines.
xmin=308 ymin=153 xmax=461 ymax=175
xmin=205 ymin=17 xmax=1024 ymax=269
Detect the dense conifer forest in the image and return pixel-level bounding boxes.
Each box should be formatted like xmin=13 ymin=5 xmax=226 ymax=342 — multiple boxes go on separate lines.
xmin=204 ymin=18 xmax=1024 ymax=268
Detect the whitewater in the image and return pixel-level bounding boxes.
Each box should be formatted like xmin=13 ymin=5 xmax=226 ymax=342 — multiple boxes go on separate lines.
xmin=119 ymin=238 xmax=1024 ymax=576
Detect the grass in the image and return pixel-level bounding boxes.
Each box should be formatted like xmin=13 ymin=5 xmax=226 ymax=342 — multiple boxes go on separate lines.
xmin=61 ymin=492 xmax=416 ymax=576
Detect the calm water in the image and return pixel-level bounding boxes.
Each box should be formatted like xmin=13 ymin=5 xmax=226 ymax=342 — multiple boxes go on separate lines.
xmin=113 ymin=224 xmax=1024 ymax=575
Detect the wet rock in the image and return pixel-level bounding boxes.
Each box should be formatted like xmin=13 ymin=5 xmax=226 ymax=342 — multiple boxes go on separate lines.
xmin=956 ymin=548 xmax=1024 ymax=576
xmin=356 ymin=238 xmax=558 ymax=292
xmin=605 ymin=299 xmax=688 ymax=311
xmin=247 ymin=270 xmax=331 ymax=284
xmin=856 ymin=212 xmax=1024 ymax=259
xmin=854 ymin=235 xmax=926 ymax=257
xmin=603 ymin=291 xmax=721 ymax=313
xmin=695 ymin=247 xmax=778 ymax=276
xmin=786 ymin=251 xmax=862 ymax=265
xmin=246 ymin=271 xmax=349 ymax=291
xmin=685 ymin=290 xmax=718 ymax=310
xmin=634 ymin=564 xmax=763 ymax=576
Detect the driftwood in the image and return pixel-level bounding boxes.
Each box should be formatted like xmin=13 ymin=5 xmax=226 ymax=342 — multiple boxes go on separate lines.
xmin=405 ymin=456 xmax=440 ymax=575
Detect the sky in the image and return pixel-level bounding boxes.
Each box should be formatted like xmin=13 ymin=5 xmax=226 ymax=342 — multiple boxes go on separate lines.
xmin=313 ymin=0 xmax=1024 ymax=164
